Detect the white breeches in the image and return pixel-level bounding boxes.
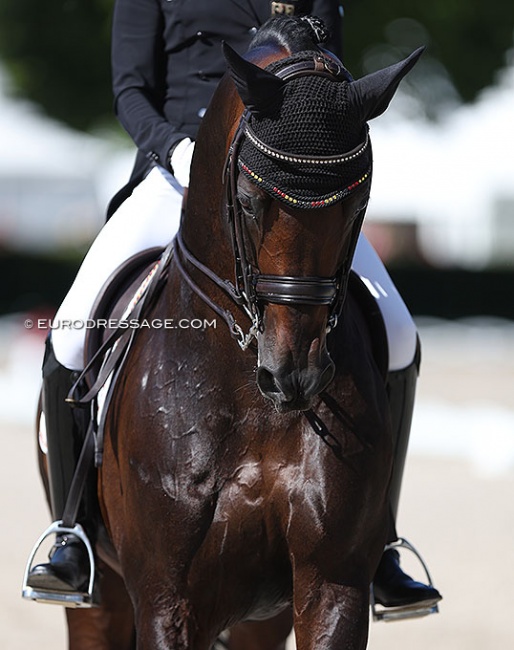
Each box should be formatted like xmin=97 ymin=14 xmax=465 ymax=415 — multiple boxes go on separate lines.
xmin=52 ymin=168 xmax=183 ymax=370
xmin=52 ymin=166 xmax=417 ymax=372
xmin=352 ymin=236 xmax=418 ymax=371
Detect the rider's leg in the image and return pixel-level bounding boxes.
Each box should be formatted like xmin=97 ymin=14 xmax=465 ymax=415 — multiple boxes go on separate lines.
xmin=352 ymin=234 xmax=417 ymax=373
xmin=27 ymin=336 xmax=92 ymax=592
xmin=374 ymin=346 xmax=441 ymax=608
xmin=27 ymin=167 xmax=183 ymax=595
xmin=53 ymin=167 xmax=183 ymax=370
xmin=352 ymin=234 xmax=441 ymax=608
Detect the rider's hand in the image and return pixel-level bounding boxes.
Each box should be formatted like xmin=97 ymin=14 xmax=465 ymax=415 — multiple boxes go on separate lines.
xmin=170 ymin=138 xmax=195 ymax=188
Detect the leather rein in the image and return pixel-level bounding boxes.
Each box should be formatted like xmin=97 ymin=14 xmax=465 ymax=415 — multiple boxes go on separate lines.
xmin=174 ymin=52 xmax=370 ymax=350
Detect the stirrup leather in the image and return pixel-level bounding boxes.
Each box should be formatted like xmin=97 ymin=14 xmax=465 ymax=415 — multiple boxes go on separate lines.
xmin=370 ymin=538 xmax=440 ymax=622
xmin=22 ymin=521 xmax=98 ymax=608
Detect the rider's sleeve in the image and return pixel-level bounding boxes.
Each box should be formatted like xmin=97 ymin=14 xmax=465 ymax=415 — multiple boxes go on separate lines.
xmin=111 ymin=0 xmax=189 ymax=171
xmin=310 ymin=0 xmax=343 ymax=58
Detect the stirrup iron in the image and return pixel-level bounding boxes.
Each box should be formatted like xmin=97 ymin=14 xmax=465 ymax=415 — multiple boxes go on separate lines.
xmin=370 ymin=538 xmax=440 ymax=622
xmin=22 ymin=521 xmax=98 ymax=608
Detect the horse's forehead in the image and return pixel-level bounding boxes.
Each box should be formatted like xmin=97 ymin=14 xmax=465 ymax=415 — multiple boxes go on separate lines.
xmin=245 ymin=44 xmax=292 ymax=69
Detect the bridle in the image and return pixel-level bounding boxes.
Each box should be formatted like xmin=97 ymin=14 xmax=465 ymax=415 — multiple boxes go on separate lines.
xmin=174 ymin=51 xmax=371 ymax=350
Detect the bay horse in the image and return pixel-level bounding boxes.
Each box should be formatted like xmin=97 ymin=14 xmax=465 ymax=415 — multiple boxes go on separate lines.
xmin=36 ymin=18 xmax=422 ymax=650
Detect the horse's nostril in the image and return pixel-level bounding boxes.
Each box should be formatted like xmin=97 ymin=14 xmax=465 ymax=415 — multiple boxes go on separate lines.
xmin=256 ymin=366 xmax=281 ymax=395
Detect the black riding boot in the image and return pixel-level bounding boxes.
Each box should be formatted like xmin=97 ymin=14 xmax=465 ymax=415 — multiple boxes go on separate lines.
xmin=373 ymin=343 xmax=442 ymax=609
xmin=26 ymin=337 xmax=92 ymax=594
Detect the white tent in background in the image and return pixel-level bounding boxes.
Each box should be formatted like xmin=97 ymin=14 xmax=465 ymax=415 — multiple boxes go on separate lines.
xmin=0 ymin=68 xmax=131 ymax=251
xmin=368 ymin=62 xmax=514 ymax=267
xmin=1 ymin=60 xmax=514 ymax=264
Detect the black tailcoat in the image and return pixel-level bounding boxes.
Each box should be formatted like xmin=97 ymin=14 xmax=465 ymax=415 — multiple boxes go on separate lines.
xmin=110 ymin=0 xmax=342 ymax=214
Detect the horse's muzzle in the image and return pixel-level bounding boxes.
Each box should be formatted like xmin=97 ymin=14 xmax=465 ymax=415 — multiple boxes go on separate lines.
xmin=256 ymin=355 xmax=335 ymax=412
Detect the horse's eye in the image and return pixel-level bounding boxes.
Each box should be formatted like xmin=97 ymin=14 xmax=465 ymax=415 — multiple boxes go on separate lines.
xmin=237 ymin=193 xmax=258 ymax=219
xmin=238 ymin=194 xmax=251 ymax=210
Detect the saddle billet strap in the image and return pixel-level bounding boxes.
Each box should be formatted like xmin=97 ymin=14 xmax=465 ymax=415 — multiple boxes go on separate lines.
xmin=93 ymin=320 xmax=141 ymax=467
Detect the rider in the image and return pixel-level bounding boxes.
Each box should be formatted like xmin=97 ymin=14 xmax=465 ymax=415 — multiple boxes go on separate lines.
xmin=26 ymin=0 xmax=441 ymax=612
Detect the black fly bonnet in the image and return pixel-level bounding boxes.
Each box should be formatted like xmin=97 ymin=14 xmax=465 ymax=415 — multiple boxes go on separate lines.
xmin=238 ymin=51 xmax=371 ymax=208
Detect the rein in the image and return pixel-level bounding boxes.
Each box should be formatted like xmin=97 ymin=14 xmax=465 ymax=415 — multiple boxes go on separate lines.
xmin=175 ymin=51 xmax=369 ymax=350
xmin=174 ymin=231 xmax=260 ymax=349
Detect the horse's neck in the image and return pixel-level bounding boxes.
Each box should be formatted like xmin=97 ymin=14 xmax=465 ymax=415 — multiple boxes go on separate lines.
xmin=180 ymin=46 xmax=289 ymax=276
xmin=180 ymin=82 xmax=241 ymax=279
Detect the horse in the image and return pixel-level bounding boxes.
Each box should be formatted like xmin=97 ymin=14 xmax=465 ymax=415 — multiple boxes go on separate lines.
xmin=34 ymin=18 xmax=422 ymax=650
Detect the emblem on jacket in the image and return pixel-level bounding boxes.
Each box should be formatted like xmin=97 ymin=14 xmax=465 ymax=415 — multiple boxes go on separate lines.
xmin=271 ymin=2 xmax=296 ymax=16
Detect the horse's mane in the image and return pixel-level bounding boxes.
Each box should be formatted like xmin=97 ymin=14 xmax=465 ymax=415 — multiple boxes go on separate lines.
xmin=249 ymin=16 xmax=328 ymax=54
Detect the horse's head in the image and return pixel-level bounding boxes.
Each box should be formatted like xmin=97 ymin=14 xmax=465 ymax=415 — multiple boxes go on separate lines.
xmin=221 ymin=23 xmax=422 ymax=412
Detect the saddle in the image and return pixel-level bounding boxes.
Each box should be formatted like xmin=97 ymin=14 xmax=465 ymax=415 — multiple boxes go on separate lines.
xmin=84 ymin=246 xmax=167 ymax=393
xmin=70 ymin=243 xmax=172 ymax=467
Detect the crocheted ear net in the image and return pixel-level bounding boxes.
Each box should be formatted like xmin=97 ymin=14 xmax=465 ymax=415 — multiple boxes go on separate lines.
xmin=238 ymin=52 xmax=372 ymax=209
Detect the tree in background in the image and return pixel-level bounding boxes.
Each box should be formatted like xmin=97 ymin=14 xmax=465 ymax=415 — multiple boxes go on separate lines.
xmin=0 ymin=0 xmax=113 ymax=131
xmin=343 ymin=0 xmax=514 ymax=118
xmin=0 ymin=0 xmax=513 ymax=131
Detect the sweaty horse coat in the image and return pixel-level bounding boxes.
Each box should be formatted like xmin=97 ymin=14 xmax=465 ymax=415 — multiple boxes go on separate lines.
xmin=49 ymin=19 xmax=422 ymax=650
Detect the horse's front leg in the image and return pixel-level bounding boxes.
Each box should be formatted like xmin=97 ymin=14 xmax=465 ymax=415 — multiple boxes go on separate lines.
xmin=128 ymin=585 xmax=212 ymax=650
xmin=292 ymin=573 xmax=370 ymax=650
xmin=65 ymin=560 xmax=135 ymax=650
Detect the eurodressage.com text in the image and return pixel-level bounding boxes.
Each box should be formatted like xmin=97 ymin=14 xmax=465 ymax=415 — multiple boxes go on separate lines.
xmin=25 ymin=318 xmax=217 ymax=331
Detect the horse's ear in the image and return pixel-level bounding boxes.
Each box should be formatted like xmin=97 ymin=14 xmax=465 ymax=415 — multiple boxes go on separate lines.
xmin=346 ymin=47 xmax=425 ymax=122
xmin=223 ymin=42 xmax=285 ymax=114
